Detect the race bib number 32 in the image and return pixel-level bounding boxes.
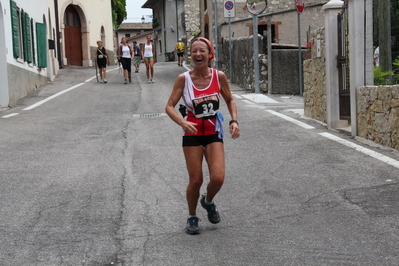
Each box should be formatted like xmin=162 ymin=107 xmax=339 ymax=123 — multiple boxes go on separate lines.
xmin=192 ymin=93 xmax=220 ymax=118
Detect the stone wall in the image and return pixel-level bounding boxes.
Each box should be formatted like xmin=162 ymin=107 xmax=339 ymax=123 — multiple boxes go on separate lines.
xmin=357 ymin=86 xmax=399 ymax=150
xmin=184 ymin=0 xmax=201 ymax=40
xmin=303 ymin=27 xmax=327 ymax=123
xmin=216 ymin=0 xmax=327 ymax=46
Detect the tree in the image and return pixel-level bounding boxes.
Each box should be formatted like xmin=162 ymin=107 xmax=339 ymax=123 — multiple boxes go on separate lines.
xmin=112 ymin=0 xmax=127 ymax=28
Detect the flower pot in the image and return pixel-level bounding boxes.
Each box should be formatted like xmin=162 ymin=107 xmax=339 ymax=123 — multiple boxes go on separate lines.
xmin=305 ymin=50 xmax=311 ymax=59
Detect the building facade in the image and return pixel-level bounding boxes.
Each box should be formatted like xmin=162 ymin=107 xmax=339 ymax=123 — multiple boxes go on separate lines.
xmin=117 ymin=22 xmax=153 ymax=54
xmin=0 ymin=0 xmax=114 ymax=108
xmin=142 ymin=0 xmax=185 ymax=62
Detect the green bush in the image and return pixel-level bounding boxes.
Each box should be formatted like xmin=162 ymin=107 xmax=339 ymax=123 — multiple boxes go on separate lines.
xmin=374 ymin=66 xmax=393 ymax=85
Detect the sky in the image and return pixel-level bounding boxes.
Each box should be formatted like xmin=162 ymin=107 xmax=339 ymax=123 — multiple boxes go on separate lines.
xmin=124 ymin=0 xmax=153 ymax=22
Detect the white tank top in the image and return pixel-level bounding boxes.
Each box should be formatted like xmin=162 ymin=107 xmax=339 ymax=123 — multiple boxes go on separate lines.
xmin=144 ymin=43 xmax=153 ymax=57
xmin=121 ymin=45 xmax=131 ymax=58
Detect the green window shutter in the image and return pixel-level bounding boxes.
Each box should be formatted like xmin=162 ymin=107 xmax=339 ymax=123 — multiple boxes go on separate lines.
xmin=31 ymin=19 xmax=36 ymax=64
xmin=10 ymin=0 xmax=20 ymax=58
xmin=36 ymin=22 xmax=47 ymax=68
xmin=24 ymin=12 xmax=32 ymax=63
xmin=21 ymin=9 xmax=27 ymax=60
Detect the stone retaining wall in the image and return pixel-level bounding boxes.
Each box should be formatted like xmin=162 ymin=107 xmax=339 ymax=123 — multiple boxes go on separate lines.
xmin=303 ymin=28 xmax=327 ymax=123
xmin=357 ymin=86 xmax=399 ymax=150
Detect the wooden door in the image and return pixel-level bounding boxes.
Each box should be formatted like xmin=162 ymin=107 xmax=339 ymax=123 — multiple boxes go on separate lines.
xmin=64 ymin=6 xmax=82 ymax=66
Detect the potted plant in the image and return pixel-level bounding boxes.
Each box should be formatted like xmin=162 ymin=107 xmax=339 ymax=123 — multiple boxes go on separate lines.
xmin=305 ymin=40 xmax=313 ymax=59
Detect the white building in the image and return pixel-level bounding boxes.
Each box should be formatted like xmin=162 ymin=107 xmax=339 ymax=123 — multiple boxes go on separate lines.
xmin=0 ymin=0 xmax=58 ymax=107
xmin=58 ymin=0 xmax=115 ymax=68
xmin=0 ymin=0 xmax=114 ymax=108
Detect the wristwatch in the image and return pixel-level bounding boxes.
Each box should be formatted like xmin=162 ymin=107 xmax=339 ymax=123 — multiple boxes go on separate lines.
xmin=229 ymin=120 xmax=238 ymax=125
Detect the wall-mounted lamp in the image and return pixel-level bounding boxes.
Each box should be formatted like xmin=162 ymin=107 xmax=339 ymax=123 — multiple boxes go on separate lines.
xmin=171 ymin=26 xmax=175 ymax=32
xmin=141 ymin=15 xmax=145 ymax=23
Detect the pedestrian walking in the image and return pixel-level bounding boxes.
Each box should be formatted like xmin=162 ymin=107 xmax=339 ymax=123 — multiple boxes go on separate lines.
xmin=132 ymin=41 xmax=142 ymax=73
xmin=175 ymin=38 xmax=185 ymax=67
xmin=93 ymin=40 xmax=110 ymax=83
xmin=142 ymin=35 xmax=155 ymax=83
xmin=165 ymin=37 xmax=240 ymax=235
xmin=117 ymin=37 xmax=133 ymax=84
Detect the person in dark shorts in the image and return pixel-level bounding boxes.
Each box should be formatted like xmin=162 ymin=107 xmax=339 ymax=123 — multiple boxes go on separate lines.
xmin=117 ymin=37 xmax=133 ymax=84
xmin=175 ymin=39 xmax=185 ymax=66
xmin=132 ymin=41 xmax=142 ymax=73
xmin=165 ymin=37 xmax=240 ymax=235
xmin=93 ymin=41 xmax=110 ymax=83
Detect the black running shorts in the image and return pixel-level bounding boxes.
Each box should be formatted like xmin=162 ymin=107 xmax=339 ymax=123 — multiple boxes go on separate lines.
xmin=182 ymin=134 xmax=223 ymax=147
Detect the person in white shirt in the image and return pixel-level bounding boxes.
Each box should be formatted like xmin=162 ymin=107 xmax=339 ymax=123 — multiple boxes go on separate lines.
xmin=142 ymin=35 xmax=155 ymax=83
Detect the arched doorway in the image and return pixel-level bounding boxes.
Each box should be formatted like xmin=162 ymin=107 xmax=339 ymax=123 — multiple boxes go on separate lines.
xmin=0 ymin=1 xmax=9 ymax=107
xmin=64 ymin=5 xmax=82 ymax=66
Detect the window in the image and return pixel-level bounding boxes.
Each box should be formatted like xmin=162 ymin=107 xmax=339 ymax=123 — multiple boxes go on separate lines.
xmin=22 ymin=11 xmax=32 ymax=63
xmin=10 ymin=1 xmax=34 ymax=63
xmin=31 ymin=18 xmax=36 ymax=64
xmin=36 ymin=22 xmax=47 ymax=68
xmin=125 ymin=34 xmax=130 ymax=38
xmin=10 ymin=0 xmax=20 ymax=58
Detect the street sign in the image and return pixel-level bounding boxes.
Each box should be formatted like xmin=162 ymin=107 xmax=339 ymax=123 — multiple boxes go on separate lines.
xmin=224 ymin=0 xmax=236 ymax=18
xmin=296 ymin=0 xmax=305 ymax=13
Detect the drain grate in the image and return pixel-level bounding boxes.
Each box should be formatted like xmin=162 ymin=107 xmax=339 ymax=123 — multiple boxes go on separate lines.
xmin=133 ymin=113 xmax=167 ymax=118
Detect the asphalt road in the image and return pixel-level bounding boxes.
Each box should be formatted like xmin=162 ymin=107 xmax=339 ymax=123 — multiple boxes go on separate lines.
xmin=1 ymin=62 xmax=399 ymax=266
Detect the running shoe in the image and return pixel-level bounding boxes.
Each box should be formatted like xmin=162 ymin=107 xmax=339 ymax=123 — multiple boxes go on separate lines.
xmin=186 ymin=216 xmax=200 ymax=235
xmin=148 ymin=79 xmax=151 ymax=83
xmin=124 ymin=79 xmax=128 ymax=84
xmin=103 ymin=79 xmax=107 ymax=83
xmin=151 ymin=79 xmax=155 ymax=83
xmin=100 ymin=80 xmax=103 ymax=83
xmin=129 ymin=75 xmax=132 ymax=83
xmin=200 ymin=194 xmax=220 ymax=224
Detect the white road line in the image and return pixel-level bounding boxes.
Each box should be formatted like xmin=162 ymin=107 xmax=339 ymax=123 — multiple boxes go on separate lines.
xmin=266 ymin=110 xmax=315 ymax=129
xmin=85 ymin=76 xmax=97 ymax=82
xmin=23 ymin=83 xmax=85 ymax=110
xmin=2 ymin=113 xmax=19 ymax=118
xmin=319 ymin=132 xmax=399 ymax=169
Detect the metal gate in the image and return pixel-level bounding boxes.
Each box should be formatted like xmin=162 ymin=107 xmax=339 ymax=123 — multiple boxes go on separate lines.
xmin=337 ymin=0 xmax=350 ymax=120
